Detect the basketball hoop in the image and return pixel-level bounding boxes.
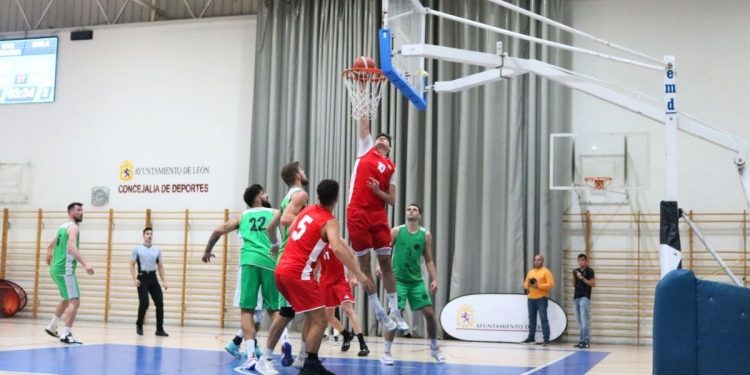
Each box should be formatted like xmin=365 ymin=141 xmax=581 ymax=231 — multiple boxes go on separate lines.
xmin=584 ymin=176 xmax=613 ymax=193
xmin=343 ymin=67 xmax=387 ymax=120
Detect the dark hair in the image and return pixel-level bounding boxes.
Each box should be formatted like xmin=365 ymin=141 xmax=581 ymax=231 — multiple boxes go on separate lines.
xmin=317 ymin=179 xmax=339 ymax=206
xmin=281 ymin=161 xmax=301 ymax=186
xmin=407 ymin=203 xmax=422 ymax=214
xmin=143 ymin=227 xmax=153 ymax=235
xmin=67 ymin=202 xmax=83 ymax=212
xmin=376 ymin=132 xmax=392 ymax=146
xmin=578 ymin=253 xmax=588 ymax=260
xmin=243 ymin=184 xmax=264 ymax=207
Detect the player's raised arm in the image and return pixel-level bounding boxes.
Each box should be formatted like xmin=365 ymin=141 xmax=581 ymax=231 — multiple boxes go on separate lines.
xmin=202 ymin=216 xmax=240 ymax=262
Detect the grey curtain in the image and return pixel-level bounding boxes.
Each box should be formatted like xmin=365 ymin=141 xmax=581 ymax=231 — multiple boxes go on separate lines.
xmin=250 ymin=0 xmax=568 ymax=336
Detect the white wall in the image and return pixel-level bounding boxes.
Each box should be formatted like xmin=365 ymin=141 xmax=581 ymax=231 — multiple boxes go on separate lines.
xmin=566 ymin=0 xmax=750 ymax=213
xmin=0 ymin=16 xmax=256 ymax=211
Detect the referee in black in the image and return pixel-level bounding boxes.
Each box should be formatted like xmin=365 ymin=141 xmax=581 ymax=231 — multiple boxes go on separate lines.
xmin=130 ymin=227 xmax=169 ymax=336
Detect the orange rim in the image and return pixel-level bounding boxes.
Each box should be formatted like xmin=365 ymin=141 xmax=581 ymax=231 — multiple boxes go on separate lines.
xmin=343 ymin=67 xmax=387 ymax=82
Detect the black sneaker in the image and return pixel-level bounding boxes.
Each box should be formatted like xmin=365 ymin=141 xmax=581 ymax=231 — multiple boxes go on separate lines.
xmin=573 ymin=342 xmax=583 ymax=348
xmin=302 ymin=358 xmax=334 ymax=375
xmin=136 ymin=325 xmax=143 ymax=335
xmin=582 ymin=341 xmax=590 ymax=349
xmin=60 ymin=333 xmax=83 ymax=344
xmin=341 ymin=330 xmax=353 ymax=352
xmin=542 ymin=341 xmax=550 ymax=346
xmin=521 ymin=337 xmax=535 ymax=344
xmin=155 ymin=330 xmax=169 ymax=337
xmin=358 ymin=344 xmax=370 ymax=357
xmin=45 ymin=328 xmax=59 ymax=338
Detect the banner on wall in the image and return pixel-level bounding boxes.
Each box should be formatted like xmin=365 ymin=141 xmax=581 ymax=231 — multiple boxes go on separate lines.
xmin=116 ymin=160 xmax=211 ymax=195
xmin=440 ymin=293 xmax=567 ymax=343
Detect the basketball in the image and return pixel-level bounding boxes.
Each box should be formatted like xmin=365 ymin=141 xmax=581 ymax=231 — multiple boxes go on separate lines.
xmin=0 ymin=285 xmax=20 ymax=318
xmin=352 ymin=56 xmax=377 ymax=69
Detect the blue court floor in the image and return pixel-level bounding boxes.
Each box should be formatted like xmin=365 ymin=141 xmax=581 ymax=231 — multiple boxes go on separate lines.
xmin=0 ymin=343 xmax=609 ymax=375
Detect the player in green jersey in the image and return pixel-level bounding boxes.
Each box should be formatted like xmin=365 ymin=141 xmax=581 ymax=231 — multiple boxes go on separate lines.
xmin=257 ymin=161 xmax=310 ymax=374
xmin=202 ymin=185 xmax=280 ymax=373
xmin=44 ymin=202 xmax=95 ymax=345
xmin=381 ymin=204 xmax=446 ymax=365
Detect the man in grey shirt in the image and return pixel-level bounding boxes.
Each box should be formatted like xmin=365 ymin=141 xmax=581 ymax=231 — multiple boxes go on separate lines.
xmin=130 ymin=227 xmax=168 ymax=336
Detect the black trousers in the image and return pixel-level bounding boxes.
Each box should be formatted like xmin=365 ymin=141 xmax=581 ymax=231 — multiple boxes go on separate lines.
xmin=136 ymin=272 xmax=164 ymax=330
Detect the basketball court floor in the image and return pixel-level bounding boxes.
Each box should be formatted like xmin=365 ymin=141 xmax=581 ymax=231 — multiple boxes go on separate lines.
xmin=0 ymin=319 xmax=650 ymax=375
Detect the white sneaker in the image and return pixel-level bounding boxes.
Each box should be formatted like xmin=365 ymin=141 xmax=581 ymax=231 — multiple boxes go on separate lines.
xmin=292 ymin=355 xmax=305 ymax=369
xmin=379 ymin=313 xmax=398 ymax=332
xmin=391 ymin=312 xmax=409 ymax=332
xmin=255 ymin=356 xmax=279 ymax=375
xmin=233 ymin=357 xmax=258 ymax=374
xmin=431 ymin=348 xmax=446 ymax=363
xmin=381 ymin=352 xmax=394 ymax=366
xmin=60 ymin=333 xmax=82 ymax=344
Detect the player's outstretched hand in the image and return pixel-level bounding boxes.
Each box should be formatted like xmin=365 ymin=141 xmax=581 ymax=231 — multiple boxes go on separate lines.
xmin=356 ymin=271 xmax=375 ymax=291
xmin=201 ymin=251 xmax=215 ymax=263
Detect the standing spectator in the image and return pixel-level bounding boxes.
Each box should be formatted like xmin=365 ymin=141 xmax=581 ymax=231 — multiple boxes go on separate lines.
xmin=573 ymin=253 xmax=595 ymax=349
xmin=522 ymin=254 xmax=555 ymax=346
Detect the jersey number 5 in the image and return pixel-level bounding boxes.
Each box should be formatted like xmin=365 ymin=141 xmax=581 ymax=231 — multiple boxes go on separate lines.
xmin=291 ymin=215 xmax=314 ymax=241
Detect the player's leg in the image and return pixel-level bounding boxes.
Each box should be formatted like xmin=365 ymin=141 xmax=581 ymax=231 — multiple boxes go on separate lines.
xmin=350 ymin=211 xmax=396 ymax=331
xmin=373 ymin=217 xmax=407 ymax=331
xmin=299 ymin=308 xmax=335 ymax=374
xmin=226 ymin=267 xmax=245 ymax=359
xmin=135 ymin=273 xmax=149 ymax=335
xmin=148 ymin=275 xmax=167 ymax=336
xmin=45 ymin=275 xmax=69 ymax=337
xmin=418 ymin=302 xmax=446 ymax=363
xmin=340 ymin=301 xmax=368 ymax=356
xmin=382 ymin=280 xmax=409 ymax=365
xmin=60 ymin=275 xmax=82 ymax=344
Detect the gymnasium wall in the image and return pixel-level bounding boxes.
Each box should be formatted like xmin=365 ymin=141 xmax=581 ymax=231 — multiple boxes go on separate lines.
xmin=0 ymin=17 xmax=256 ymax=327
xmin=565 ymin=0 xmax=750 ymax=213
xmin=561 ymin=0 xmax=750 ymax=344
xmin=0 ymin=16 xmax=256 ymax=211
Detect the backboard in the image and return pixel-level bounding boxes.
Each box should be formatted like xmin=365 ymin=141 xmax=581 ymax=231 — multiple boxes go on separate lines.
xmin=550 ymin=132 xmax=650 ymax=196
xmin=379 ymin=0 xmax=428 ymax=110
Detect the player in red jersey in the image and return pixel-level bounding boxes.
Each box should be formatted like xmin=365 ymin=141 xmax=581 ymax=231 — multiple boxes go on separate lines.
xmin=318 ymin=243 xmax=370 ymax=356
xmin=347 ymin=118 xmax=405 ymax=332
xmin=269 ymin=179 xmax=374 ymax=375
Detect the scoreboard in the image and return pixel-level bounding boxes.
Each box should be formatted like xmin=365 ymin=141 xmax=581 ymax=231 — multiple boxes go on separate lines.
xmin=0 ymin=37 xmax=58 ymax=105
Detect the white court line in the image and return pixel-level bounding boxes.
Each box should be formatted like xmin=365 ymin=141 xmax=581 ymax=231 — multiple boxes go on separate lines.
xmin=519 ymin=351 xmax=576 ymax=375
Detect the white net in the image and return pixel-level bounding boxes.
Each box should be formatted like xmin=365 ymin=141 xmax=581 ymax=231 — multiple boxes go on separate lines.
xmin=343 ymin=68 xmax=387 ymax=120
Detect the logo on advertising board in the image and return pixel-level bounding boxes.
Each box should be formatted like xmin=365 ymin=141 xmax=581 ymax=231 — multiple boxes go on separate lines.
xmin=457 ymin=304 xmax=474 ymax=329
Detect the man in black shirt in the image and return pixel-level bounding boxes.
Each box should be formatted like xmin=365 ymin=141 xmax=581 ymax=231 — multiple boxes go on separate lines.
xmin=573 ymin=253 xmax=595 ymax=348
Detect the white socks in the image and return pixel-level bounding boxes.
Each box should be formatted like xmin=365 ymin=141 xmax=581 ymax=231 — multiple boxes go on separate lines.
xmin=299 ymin=340 xmax=306 ymax=357
xmin=236 ymin=328 xmax=243 ymax=337
xmin=244 ymin=339 xmax=256 ymax=357
xmin=387 ymin=293 xmax=400 ymax=317
xmin=48 ymin=315 xmax=60 ymax=330
xmin=368 ymin=294 xmax=386 ymax=318
xmin=61 ymin=326 xmax=71 ymax=337
xmin=282 ymin=327 xmax=290 ymax=344
xmin=430 ymin=339 xmax=438 ymax=350
xmin=263 ymin=347 xmax=273 ymax=358
xmin=384 ymin=340 xmax=393 ymax=354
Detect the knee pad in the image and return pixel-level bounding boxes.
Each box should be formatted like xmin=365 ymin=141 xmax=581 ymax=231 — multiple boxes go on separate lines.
xmin=279 ymin=306 xmax=295 ymax=319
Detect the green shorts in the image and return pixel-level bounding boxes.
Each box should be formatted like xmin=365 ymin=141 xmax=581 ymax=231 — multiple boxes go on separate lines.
xmin=51 ymin=273 xmax=80 ymax=300
xmin=278 ymin=293 xmax=290 ymax=309
xmin=396 ymin=281 xmax=432 ymax=311
xmin=240 ymin=265 xmax=280 ymax=311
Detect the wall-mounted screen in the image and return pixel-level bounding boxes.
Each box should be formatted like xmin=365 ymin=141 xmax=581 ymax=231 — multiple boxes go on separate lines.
xmin=0 ymin=37 xmax=58 ymax=104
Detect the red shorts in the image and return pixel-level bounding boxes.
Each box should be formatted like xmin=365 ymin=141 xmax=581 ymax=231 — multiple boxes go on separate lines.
xmin=323 ymin=279 xmax=355 ymax=308
xmin=346 ymin=206 xmax=391 ymax=254
xmin=274 ymin=271 xmax=325 ymax=313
